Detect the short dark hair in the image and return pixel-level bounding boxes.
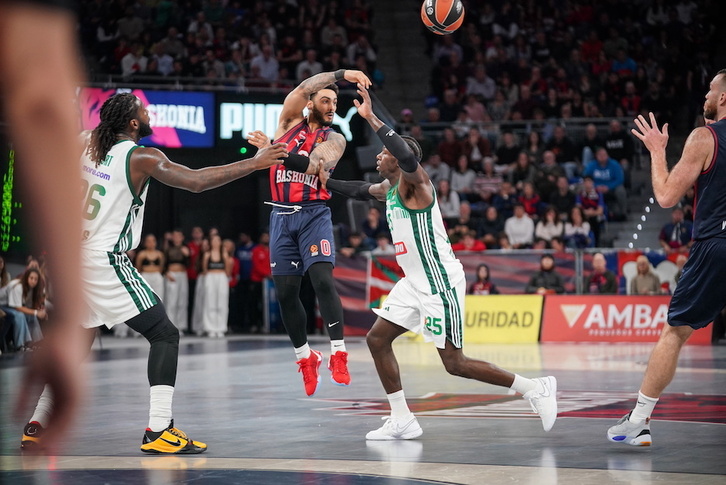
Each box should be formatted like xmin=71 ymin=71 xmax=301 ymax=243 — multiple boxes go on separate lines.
xmin=400 ymin=135 xmax=422 ymax=162
xmin=311 ymin=83 xmax=339 ymax=99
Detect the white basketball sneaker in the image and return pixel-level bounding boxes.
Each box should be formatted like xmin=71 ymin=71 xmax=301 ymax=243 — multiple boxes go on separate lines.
xmin=523 ymin=376 xmax=558 ymax=432
xmin=365 ymin=414 xmax=423 ymax=441
xmin=607 ymin=412 xmax=652 ymax=446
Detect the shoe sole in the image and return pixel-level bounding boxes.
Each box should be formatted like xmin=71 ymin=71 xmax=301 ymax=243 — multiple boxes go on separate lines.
xmin=330 ymin=377 xmax=350 ymax=386
xmin=141 ymin=446 xmax=207 ymax=454
xmin=366 ymin=427 xmax=423 ymax=441
xmin=607 ymin=432 xmax=652 ymax=446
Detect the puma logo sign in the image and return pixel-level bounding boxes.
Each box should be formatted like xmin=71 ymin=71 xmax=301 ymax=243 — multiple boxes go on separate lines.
xmin=291 ymin=261 xmax=300 ymax=268
xmin=160 ymin=437 xmax=182 ymax=447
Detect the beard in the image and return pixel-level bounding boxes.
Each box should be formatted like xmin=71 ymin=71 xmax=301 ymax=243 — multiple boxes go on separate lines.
xmin=311 ymin=105 xmax=334 ymax=127
xmin=704 ymin=105 xmax=717 ymax=121
xmin=138 ymin=120 xmax=153 ymax=138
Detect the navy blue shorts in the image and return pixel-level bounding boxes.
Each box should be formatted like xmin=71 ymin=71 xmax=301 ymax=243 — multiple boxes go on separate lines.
xmin=269 ymin=203 xmax=336 ymax=276
xmin=669 ymin=238 xmax=726 ymax=329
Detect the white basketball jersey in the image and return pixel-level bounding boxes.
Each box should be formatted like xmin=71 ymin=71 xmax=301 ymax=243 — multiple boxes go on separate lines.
xmin=385 ymin=182 xmax=464 ymax=294
xmin=80 ymin=140 xmax=149 ymax=252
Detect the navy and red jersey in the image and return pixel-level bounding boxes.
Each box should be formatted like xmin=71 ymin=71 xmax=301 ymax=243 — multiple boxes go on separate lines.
xmin=696 ymin=119 xmax=726 ymax=240
xmin=270 ymin=120 xmax=335 ymax=203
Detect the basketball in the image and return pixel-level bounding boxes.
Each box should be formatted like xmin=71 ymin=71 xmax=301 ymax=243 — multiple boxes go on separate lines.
xmin=421 ymin=0 xmax=465 ymax=35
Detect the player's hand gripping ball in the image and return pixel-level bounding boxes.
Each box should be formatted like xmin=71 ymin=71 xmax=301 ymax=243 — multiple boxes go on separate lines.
xmin=421 ymin=0 xmax=465 ymax=35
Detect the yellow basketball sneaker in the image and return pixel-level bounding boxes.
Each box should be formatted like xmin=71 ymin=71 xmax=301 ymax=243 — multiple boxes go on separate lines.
xmin=20 ymin=421 xmax=45 ymax=451
xmin=140 ymin=420 xmax=207 ymax=454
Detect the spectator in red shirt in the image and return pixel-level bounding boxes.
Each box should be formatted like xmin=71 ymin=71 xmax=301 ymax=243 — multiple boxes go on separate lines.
xmin=451 ymin=230 xmax=486 ymax=253
xmin=518 ymin=181 xmax=542 ymax=221
xmin=437 ymin=127 xmax=462 ymax=167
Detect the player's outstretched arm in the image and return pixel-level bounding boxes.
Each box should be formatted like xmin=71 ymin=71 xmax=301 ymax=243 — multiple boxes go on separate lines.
xmin=354 ymin=84 xmax=428 ymax=186
xmin=248 ymin=129 xmax=346 ymax=175
xmin=317 ymin=162 xmax=389 ymax=202
xmin=632 ymin=112 xmax=712 ymax=207
xmin=277 ymin=69 xmax=372 ymax=135
xmin=135 ymin=143 xmax=287 ymax=193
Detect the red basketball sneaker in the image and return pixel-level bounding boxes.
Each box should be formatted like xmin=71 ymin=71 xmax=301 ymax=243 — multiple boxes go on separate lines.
xmin=297 ymin=349 xmax=323 ymax=396
xmin=328 ymin=351 xmax=351 ymax=386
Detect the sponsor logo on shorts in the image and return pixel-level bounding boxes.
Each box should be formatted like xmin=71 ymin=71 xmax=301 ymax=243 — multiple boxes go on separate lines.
xmin=291 ymin=261 xmax=300 ymax=269
xmin=394 ymin=241 xmax=407 ymax=255
xmin=310 ymin=244 xmax=319 ymax=256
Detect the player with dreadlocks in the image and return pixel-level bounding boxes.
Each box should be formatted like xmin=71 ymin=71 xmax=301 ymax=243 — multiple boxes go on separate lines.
xmin=20 ymin=93 xmax=287 ymax=454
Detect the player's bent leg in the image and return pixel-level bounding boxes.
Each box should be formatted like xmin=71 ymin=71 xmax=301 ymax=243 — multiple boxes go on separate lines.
xmin=126 ymin=305 xmax=205 ymax=454
xmin=640 ymin=323 xmax=693 ymax=399
xmin=607 ymin=323 xmax=693 ymax=447
xmin=366 ymin=318 xmax=408 ymax=394
xmin=308 ymin=263 xmax=349 ymax=385
xmin=437 ymin=341 xmax=558 ymax=431
xmin=274 ymin=275 xmax=324 ymax=396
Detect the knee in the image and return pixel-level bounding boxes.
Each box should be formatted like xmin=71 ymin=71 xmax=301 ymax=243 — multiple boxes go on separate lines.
xmin=442 ymin=355 xmax=467 ymax=377
xmin=148 ymin=318 xmax=180 ymax=345
xmin=366 ymin=329 xmax=387 ymax=354
xmin=310 ymin=271 xmax=335 ymax=297
xmin=275 ymin=284 xmax=298 ymax=306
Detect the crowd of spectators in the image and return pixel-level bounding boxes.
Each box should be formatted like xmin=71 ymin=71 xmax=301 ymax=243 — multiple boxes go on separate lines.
xmin=77 ymin=0 xmax=381 ymax=88
xmin=421 ymin=0 xmax=716 ymax=133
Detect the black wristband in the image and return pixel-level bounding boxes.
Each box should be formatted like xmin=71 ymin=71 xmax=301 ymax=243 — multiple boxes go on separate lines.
xmin=282 ymin=153 xmax=310 ymax=173
xmin=334 ymin=69 xmax=346 ymax=81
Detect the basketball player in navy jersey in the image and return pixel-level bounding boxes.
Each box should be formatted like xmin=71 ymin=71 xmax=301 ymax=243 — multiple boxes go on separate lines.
xmin=247 ymin=68 xmax=371 ymax=396
xmin=608 ymin=69 xmax=726 ymax=447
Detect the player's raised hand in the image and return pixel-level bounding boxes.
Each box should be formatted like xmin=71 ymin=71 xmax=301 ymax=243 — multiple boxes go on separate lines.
xmin=343 ymin=70 xmax=372 ymax=89
xmin=353 ymin=83 xmax=373 ymax=119
xmin=252 ymin=142 xmax=288 ymax=168
xmin=631 ymin=112 xmax=668 ymax=153
xmin=247 ymin=130 xmax=272 ymax=149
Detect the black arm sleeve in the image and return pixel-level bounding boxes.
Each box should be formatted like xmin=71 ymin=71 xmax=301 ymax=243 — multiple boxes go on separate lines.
xmin=376 ymin=125 xmax=419 ymax=173
xmin=282 ymin=152 xmax=310 ymax=173
xmin=326 ymin=179 xmax=375 ymax=201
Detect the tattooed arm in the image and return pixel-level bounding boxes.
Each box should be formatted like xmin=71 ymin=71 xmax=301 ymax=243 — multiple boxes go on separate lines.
xmin=307 ymin=132 xmax=347 ymax=173
xmin=275 ymin=69 xmax=372 ymax=139
xmin=130 ymin=144 xmax=288 ymax=194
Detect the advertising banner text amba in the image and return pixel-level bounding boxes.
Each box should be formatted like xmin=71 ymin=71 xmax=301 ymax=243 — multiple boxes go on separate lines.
xmin=541 ymin=295 xmax=711 ymax=345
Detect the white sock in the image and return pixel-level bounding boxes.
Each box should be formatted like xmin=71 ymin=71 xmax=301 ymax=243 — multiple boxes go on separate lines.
xmin=331 ymin=339 xmax=346 ymax=354
xmin=30 ymin=385 xmax=53 ymax=428
xmin=510 ymin=374 xmax=538 ymax=395
xmin=387 ymin=390 xmax=412 ymax=420
xmin=149 ymin=385 xmax=174 ymax=432
xmin=294 ymin=343 xmax=311 ymax=360
xmin=630 ymin=391 xmax=658 ymax=423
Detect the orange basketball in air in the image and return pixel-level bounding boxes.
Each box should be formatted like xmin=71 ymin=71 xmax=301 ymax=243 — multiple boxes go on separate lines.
xmin=421 ymin=0 xmax=465 ymax=35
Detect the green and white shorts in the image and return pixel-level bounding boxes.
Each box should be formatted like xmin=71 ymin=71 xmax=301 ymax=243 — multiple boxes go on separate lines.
xmin=82 ymin=249 xmax=159 ymax=329
xmin=372 ymin=276 xmax=465 ymax=349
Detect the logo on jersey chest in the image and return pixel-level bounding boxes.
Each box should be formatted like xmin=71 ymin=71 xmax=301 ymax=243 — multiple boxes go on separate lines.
xmin=394 ymin=241 xmax=407 ymax=255
xmin=275 ymin=169 xmax=319 ymax=189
